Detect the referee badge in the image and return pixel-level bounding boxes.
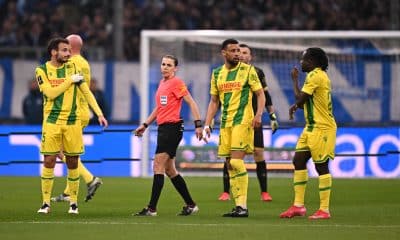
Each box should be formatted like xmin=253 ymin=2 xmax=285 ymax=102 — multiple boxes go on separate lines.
xmin=160 ymin=95 xmax=167 ymax=105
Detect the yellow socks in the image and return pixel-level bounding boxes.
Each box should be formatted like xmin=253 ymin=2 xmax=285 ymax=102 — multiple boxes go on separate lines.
xmin=292 ymin=170 xmax=331 ymax=211
xmin=41 ymin=167 xmax=54 ymax=204
xmin=67 ymin=168 xmax=80 ymax=203
xmin=293 ymin=169 xmax=308 ymax=206
xmin=319 ymin=173 xmax=332 ymax=212
xmin=63 ymin=157 xmax=93 ymax=195
xmin=78 ymin=158 xmax=94 ymax=183
xmin=228 ymin=158 xmax=248 ymax=209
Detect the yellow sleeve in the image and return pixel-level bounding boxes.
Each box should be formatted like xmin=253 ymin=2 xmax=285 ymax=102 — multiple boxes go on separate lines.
xmin=74 ymin=56 xmax=91 ymax=85
xmin=85 ymin=61 xmax=91 ymax=86
xmin=249 ymin=66 xmax=262 ymax=92
xmin=77 ymin=81 xmax=104 ymax=117
xmin=35 ymin=67 xmax=72 ymax=100
xmin=302 ymin=72 xmax=319 ymax=95
xmin=210 ymin=69 xmax=218 ymax=95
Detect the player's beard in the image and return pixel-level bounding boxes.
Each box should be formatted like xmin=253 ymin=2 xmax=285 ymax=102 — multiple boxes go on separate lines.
xmin=56 ymin=54 xmax=69 ymax=64
xmin=227 ymin=57 xmax=239 ymax=67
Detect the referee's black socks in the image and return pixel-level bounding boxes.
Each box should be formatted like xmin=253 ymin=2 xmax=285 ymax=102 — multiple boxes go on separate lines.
xmin=148 ymin=174 xmax=164 ymax=210
xmin=171 ymin=174 xmax=195 ymax=206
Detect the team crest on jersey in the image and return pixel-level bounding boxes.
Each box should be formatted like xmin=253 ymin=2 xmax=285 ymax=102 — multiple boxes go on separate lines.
xmin=249 ymin=74 xmax=258 ymax=83
xmin=160 ymin=95 xmax=167 ymax=105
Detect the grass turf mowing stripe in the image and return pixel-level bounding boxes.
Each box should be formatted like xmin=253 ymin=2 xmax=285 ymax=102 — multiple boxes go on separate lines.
xmin=2 ymin=221 xmax=400 ymax=229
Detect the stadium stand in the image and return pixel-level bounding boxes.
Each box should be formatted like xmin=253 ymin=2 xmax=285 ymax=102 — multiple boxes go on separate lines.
xmin=0 ymin=0 xmax=394 ymax=60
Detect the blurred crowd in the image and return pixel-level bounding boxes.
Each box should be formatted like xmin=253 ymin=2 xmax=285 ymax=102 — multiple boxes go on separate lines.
xmin=0 ymin=0 xmax=393 ymax=60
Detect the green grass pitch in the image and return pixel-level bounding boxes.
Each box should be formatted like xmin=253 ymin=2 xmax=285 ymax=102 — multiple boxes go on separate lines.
xmin=0 ymin=176 xmax=399 ymax=240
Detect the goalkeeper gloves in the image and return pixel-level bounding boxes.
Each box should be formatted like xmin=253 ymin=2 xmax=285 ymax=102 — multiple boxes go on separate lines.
xmin=269 ymin=112 xmax=279 ymax=134
xmin=70 ymin=74 xmax=84 ymax=84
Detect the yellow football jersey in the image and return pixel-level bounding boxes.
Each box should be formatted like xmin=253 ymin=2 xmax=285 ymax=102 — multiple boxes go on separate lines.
xmin=210 ymin=62 xmax=262 ymax=128
xmin=301 ymin=68 xmax=337 ymax=131
xmin=35 ymin=61 xmax=81 ymax=125
xmin=69 ymin=55 xmax=91 ymax=122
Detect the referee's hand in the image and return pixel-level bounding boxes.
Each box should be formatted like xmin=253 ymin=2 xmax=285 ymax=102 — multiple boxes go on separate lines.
xmin=195 ymin=127 xmax=203 ymax=141
xmin=133 ymin=125 xmax=146 ymax=137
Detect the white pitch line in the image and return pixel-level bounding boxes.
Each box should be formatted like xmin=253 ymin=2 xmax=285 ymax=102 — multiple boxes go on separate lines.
xmin=1 ymin=221 xmax=399 ymax=229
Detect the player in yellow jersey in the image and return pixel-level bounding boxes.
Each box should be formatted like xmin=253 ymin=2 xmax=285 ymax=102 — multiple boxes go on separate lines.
xmin=218 ymin=43 xmax=278 ymax=202
xmin=280 ymin=47 xmax=337 ymax=220
xmin=36 ymin=37 xmax=108 ymax=214
xmin=203 ymin=39 xmax=266 ymax=217
xmin=51 ymin=34 xmax=105 ymax=203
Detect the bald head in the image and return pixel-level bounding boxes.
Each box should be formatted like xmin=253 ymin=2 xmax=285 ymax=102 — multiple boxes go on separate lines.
xmin=66 ymin=34 xmax=83 ymax=55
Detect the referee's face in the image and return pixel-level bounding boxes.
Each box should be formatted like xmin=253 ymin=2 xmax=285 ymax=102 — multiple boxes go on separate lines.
xmin=161 ymin=57 xmax=177 ymax=80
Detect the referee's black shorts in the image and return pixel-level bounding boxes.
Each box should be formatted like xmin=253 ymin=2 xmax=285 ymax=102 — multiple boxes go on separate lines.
xmin=254 ymin=127 xmax=264 ymax=149
xmin=155 ymin=121 xmax=184 ymax=158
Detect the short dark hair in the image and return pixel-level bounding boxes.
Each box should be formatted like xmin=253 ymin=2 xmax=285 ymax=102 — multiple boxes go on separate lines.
xmin=239 ymin=43 xmax=250 ymax=50
xmin=239 ymin=43 xmax=252 ymax=54
xmin=305 ymin=47 xmax=329 ymax=70
xmin=163 ymin=54 xmax=178 ymax=66
xmin=221 ymin=38 xmax=239 ymax=50
xmin=47 ymin=37 xmax=69 ymax=58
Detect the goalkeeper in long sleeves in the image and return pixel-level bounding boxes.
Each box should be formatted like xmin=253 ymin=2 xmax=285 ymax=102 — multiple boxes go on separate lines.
xmin=218 ymin=43 xmax=278 ymax=202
